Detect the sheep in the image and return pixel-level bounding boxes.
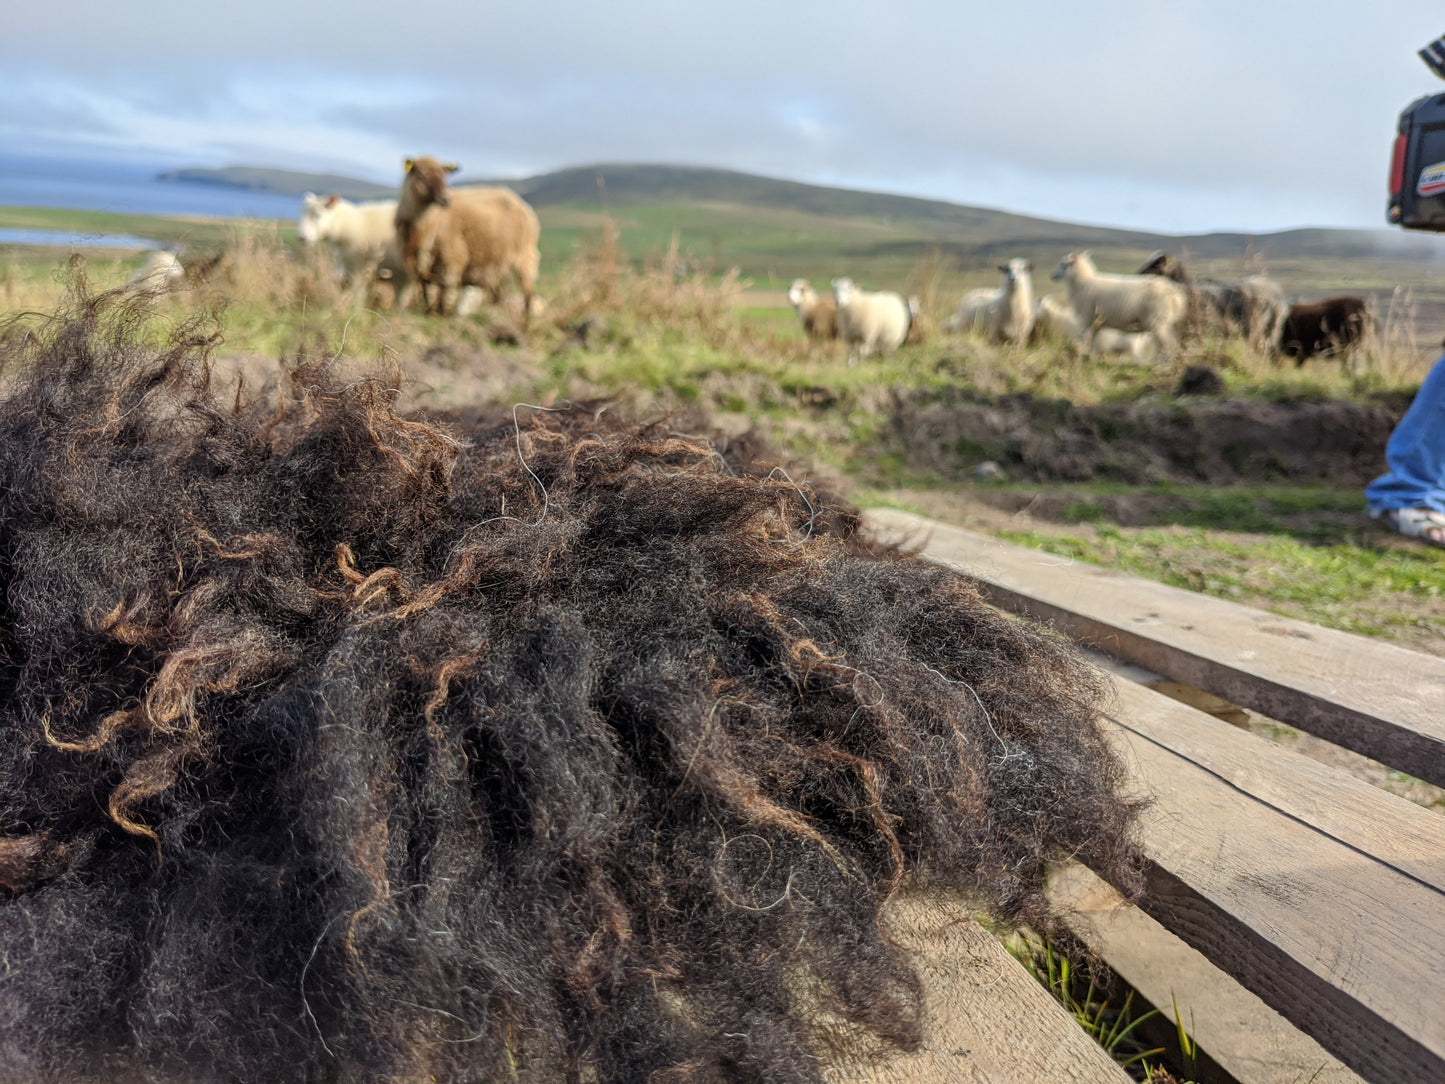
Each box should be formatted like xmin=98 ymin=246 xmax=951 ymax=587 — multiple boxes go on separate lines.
xmin=1138 ymin=252 xmax=1288 ymax=349
xmin=395 ymin=157 xmax=541 ymax=325
xmin=786 ymin=279 xmax=838 ymax=342
xmin=366 ymin=240 xmax=416 ymax=311
xmin=1278 ymin=297 xmax=1374 ymax=365
xmin=367 ymin=249 xmax=489 ymax=318
xmin=125 ymin=250 xmax=185 ymax=291
xmin=1051 ymin=251 xmax=1187 ymax=361
xmin=905 ymin=296 xmax=924 ymax=344
xmin=296 ymin=194 xmax=397 ymax=283
xmin=943 ymin=288 xmax=1001 ymax=331
xmin=1093 ymin=327 xmax=1153 ymax=364
xmin=1231 ymin=275 xmax=1291 ymax=351
xmin=1031 ymin=294 xmax=1151 ymax=363
xmin=831 ymin=278 xmax=911 ymax=364
xmin=941 ymin=258 xmax=1035 ymax=343
xmin=1031 ymin=294 xmax=1079 ymax=341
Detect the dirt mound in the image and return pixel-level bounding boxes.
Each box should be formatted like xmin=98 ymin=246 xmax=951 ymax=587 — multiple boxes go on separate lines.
xmin=895 ymin=388 xmax=1405 ymax=485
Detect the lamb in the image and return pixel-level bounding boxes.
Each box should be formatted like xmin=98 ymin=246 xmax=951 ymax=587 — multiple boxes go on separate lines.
xmin=366 ymin=244 xmax=485 ymax=316
xmin=1032 ymin=294 xmax=1151 ymax=363
xmin=1231 ymin=275 xmax=1291 ymax=351
xmin=943 ymin=288 xmax=1000 ymax=331
xmin=1051 ymin=251 xmax=1187 ymax=360
xmin=786 ymin=279 xmax=838 ymax=341
xmin=296 ymin=194 xmax=397 ymax=282
xmin=366 ymin=241 xmax=416 ymax=311
xmin=395 ymin=157 xmax=541 ymax=325
xmin=125 ymin=250 xmax=185 ymax=291
xmin=905 ymin=295 xmax=924 ymax=344
xmin=1093 ymin=326 xmax=1153 ymax=364
xmin=941 ymin=258 xmax=1035 ymax=343
xmin=1031 ymin=294 xmax=1079 ymax=341
xmin=1138 ymin=251 xmax=1288 ymax=349
xmin=831 ymin=277 xmax=912 ymax=364
xmin=1278 ymin=296 xmax=1374 ymax=364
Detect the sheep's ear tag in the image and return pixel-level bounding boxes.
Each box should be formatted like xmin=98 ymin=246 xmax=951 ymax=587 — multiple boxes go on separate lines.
xmin=404 ymin=158 xmax=415 ymax=172
xmin=325 ymin=194 xmax=339 ymax=208
xmin=444 ymin=162 xmax=460 ymax=173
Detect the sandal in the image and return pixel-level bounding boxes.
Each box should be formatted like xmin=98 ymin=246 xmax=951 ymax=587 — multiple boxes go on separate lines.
xmin=1371 ymin=506 xmax=1445 ymax=549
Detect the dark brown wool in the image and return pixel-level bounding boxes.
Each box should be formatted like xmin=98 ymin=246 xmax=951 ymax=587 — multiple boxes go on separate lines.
xmin=0 ymin=287 xmax=1143 ymax=1083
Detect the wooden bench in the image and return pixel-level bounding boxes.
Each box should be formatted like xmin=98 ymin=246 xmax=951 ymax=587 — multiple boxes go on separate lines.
xmin=864 ymin=508 xmax=1445 ymax=1084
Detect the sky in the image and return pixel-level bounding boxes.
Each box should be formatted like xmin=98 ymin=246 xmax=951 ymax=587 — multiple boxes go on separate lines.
xmin=4 ymin=1 xmax=1444 ymax=235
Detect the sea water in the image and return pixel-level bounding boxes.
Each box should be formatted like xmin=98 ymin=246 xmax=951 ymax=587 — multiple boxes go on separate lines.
xmin=0 ymin=153 xmax=301 ymax=221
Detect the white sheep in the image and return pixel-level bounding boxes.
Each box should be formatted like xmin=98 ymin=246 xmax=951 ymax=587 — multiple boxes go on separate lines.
xmin=1031 ymin=294 xmax=1080 ymax=341
xmin=1093 ymin=327 xmax=1153 ymax=364
xmin=786 ymin=279 xmax=838 ymax=342
xmin=125 ymin=250 xmax=185 ymax=292
xmin=297 ymin=193 xmax=397 ymax=282
xmin=1032 ymin=294 xmax=1152 ymax=363
xmin=1050 ymin=251 xmax=1187 ymax=360
xmin=943 ymin=288 xmax=999 ymax=331
xmin=942 ymin=258 xmax=1035 ymax=343
xmin=831 ymin=278 xmax=911 ymax=364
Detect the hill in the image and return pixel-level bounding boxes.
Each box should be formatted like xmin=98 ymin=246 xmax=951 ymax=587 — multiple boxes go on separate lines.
xmin=156 ymin=166 xmax=395 ymax=202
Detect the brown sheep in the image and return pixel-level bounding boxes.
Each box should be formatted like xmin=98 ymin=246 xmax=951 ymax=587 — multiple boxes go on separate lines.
xmin=395 ymin=156 xmax=541 ymax=325
xmin=1279 ymin=296 xmax=1374 ymax=365
xmin=786 ymin=279 xmax=839 ymax=341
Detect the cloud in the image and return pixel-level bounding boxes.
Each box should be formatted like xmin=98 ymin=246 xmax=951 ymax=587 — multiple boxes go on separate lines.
xmin=4 ymin=0 xmax=1444 ymax=231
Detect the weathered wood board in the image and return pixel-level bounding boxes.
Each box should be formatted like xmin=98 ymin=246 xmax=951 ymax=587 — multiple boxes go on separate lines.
xmin=865 ymin=508 xmax=1445 ymax=788
xmin=832 ymin=896 xmax=1135 ymax=1084
xmin=1052 ymin=863 xmax=1367 ymax=1084
xmin=1100 ymin=678 xmax=1445 ymax=1083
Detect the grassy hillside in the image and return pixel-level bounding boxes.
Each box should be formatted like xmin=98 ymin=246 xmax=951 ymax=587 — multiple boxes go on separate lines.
xmin=155 ymin=161 xmax=1445 ymax=259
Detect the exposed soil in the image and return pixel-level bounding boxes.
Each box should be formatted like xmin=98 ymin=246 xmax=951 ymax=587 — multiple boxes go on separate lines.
xmin=892 ymin=386 xmax=1411 ymax=486
xmin=210 ymin=344 xmax=541 ymax=416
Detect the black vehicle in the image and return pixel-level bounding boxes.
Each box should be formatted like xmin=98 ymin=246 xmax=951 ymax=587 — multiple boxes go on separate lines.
xmin=1389 ymin=36 xmax=1445 ymax=231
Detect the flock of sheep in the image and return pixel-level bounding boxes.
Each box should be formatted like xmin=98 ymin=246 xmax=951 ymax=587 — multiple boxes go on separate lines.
xmin=135 ymin=154 xmax=1377 ymax=370
xmin=787 ymin=251 xmax=1376 ymax=366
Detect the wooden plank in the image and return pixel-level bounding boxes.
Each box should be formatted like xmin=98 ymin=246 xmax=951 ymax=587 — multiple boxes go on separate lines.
xmin=1093 ymin=678 xmax=1445 ymax=1084
xmin=1052 ymin=864 xmax=1368 ymax=1084
xmin=832 ymin=896 xmax=1135 ymax=1084
xmin=1107 ymin=676 xmax=1445 ymax=894
xmin=866 ymin=508 xmax=1445 ymax=788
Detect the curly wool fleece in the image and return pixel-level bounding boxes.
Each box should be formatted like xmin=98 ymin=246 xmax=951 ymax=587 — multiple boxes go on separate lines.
xmin=0 ymin=289 xmax=1142 ymax=1084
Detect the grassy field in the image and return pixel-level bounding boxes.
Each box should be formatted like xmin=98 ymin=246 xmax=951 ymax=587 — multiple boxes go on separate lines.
xmin=4 ymin=203 xmax=1444 ymax=672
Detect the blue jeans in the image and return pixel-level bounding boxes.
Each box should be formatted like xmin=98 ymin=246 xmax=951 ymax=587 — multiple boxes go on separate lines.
xmin=1366 ymin=353 xmax=1445 ymax=513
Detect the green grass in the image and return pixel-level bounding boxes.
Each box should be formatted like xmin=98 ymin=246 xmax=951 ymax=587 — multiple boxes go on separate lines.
xmin=996 ymin=523 xmax=1445 ymax=639
xmin=1007 ymin=934 xmax=1185 ymax=1081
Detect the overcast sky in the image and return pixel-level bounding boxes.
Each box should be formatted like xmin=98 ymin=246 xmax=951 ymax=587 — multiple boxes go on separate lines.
xmin=4 ymin=1 xmax=1443 ymax=234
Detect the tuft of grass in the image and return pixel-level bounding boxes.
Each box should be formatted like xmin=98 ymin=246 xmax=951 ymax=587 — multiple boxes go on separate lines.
xmin=1006 ymin=934 xmax=1188 ymax=1080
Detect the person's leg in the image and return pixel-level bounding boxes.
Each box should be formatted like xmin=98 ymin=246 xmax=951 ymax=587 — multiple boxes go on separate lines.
xmin=1365 ymin=353 xmax=1445 ymax=514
